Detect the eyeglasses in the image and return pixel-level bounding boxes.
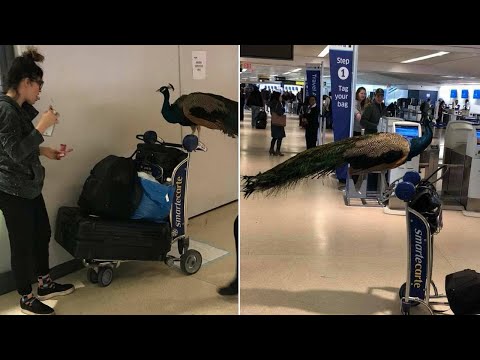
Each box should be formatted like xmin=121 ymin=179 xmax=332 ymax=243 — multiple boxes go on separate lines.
xmin=31 ymin=79 xmax=44 ymax=90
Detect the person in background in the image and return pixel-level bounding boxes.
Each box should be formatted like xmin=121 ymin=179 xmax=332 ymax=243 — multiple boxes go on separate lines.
xmin=296 ymin=88 xmax=304 ymax=115
xmin=261 ymin=87 xmax=269 ymax=113
xmin=217 ymin=216 xmax=238 ymax=296
xmin=360 ymin=88 xmax=387 ymax=191
xmin=240 ymin=86 xmax=245 ymax=121
xmin=360 ymin=88 xmax=387 ymax=134
xmin=0 ymin=47 xmax=74 ymax=315
xmin=246 ymin=85 xmax=263 ymax=128
xmin=420 ymin=98 xmax=431 ymax=117
xmin=301 ymin=95 xmax=320 ymax=149
xmin=267 ymin=91 xmax=286 ymax=156
xmin=454 ymin=99 xmax=460 ymax=110
xmin=353 ymin=87 xmax=367 ymax=136
xmin=324 ymin=92 xmax=332 ymax=129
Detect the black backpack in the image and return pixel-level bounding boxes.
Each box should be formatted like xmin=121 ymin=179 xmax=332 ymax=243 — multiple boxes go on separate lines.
xmin=446 ymin=269 xmax=480 ymax=315
xmin=78 ymin=155 xmax=142 ymax=220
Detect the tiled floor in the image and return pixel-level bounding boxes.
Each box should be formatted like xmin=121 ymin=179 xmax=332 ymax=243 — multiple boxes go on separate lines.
xmin=240 ymin=111 xmax=479 ymax=315
xmin=0 ymin=202 xmax=238 ymax=315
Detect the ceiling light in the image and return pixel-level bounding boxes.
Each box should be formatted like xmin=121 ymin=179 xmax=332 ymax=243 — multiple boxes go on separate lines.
xmin=401 ymin=51 xmax=449 ymax=64
xmin=318 ymin=46 xmax=330 ymax=58
xmin=283 ymin=72 xmax=291 ymax=75
xmin=242 ymin=69 xmax=247 ymax=72
xmin=291 ymin=68 xmax=302 ymax=72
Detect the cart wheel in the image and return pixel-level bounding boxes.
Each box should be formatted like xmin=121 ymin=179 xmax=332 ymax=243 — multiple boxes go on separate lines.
xmin=98 ymin=267 xmax=114 ymax=287
xmin=87 ymin=268 xmax=98 ymax=284
xmin=399 ymin=283 xmax=419 ymax=307
xmin=180 ymin=250 xmax=202 ymax=275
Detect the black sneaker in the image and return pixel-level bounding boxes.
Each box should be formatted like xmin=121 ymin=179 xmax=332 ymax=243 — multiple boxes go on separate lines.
xmin=217 ymin=279 xmax=238 ymax=296
xmin=37 ymin=282 xmax=75 ymax=301
xmin=20 ymin=298 xmax=55 ymax=315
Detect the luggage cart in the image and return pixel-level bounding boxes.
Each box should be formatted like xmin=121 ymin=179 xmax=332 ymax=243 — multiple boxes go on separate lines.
xmin=57 ymin=132 xmax=207 ymax=287
xmin=387 ymin=169 xmax=450 ymax=314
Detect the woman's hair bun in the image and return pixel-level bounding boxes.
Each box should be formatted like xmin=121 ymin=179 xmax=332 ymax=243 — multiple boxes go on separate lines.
xmin=22 ymin=46 xmax=44 ymax=63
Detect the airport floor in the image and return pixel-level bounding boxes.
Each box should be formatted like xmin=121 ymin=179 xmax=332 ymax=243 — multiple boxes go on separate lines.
xmin=240 ymin=111 xmax=479 ymax=315
xmin=0 ymin=202 xmax=238 ymax=315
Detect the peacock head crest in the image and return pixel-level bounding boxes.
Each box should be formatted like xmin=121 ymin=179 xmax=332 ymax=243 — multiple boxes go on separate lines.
xmin=156 ymin=83 xmax=175 ymax=94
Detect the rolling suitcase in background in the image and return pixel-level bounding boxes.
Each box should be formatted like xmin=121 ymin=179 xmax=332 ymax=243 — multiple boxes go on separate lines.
xmin=55 ymin=206 xmax=171 ymax=262
xmin=256 ymin=109 xmax=267 ymax=129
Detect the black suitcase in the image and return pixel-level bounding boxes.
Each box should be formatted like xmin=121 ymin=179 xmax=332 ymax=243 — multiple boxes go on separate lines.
xmin=445 ymin=269 xmax=480 ymax=315
xmin=55 ymin=207 xmax=171 ymax=261
xmin=256 ymin=110 xmax=267 ymax=129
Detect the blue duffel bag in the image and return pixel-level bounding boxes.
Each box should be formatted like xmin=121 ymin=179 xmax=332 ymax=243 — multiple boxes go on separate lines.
xmin=131 ymin=177 xmax=173 ymax=223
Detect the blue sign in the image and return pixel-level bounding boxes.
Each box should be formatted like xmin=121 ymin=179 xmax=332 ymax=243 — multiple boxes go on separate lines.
xmin=474 ymin=90 xmax=480 ymax=99
xmin=329 ymin=46 xmax=354 ymax=181
xmin=171 ymin=158 xmax=188 ymax=239
xmin=305 ymin=67 xmax=321 ymax=109
xmin=450 ymin=89 xmax=458 ymax=98
xmin=408 ymin=209 xmax=429 ymax=300
xmin=461 ymin=89 xmax=469 ymax=99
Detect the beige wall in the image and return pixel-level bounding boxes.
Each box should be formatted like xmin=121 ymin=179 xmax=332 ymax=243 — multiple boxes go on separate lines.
xmin=0 ymin=45 xmax=238 ymax=270
xmin=179 ymin=45 xmax=239 ymax=216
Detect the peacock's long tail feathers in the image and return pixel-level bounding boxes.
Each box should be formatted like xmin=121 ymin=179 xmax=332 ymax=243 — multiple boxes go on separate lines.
xmin=242 ymin=137 xmax=358 ymax=198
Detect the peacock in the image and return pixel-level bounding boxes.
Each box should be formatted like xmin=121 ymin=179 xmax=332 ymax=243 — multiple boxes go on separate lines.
xmin=242 ymin=115 xmax=433 ymax=198
xmin=157 ymin=84 xmax=238 ymax=138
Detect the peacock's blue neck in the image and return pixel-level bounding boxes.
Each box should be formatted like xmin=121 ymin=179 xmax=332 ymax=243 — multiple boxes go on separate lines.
xmin=161 ymin=91 xmax=176 ymax=123
xmin=406 ymin=121 xmax=433 ymax=160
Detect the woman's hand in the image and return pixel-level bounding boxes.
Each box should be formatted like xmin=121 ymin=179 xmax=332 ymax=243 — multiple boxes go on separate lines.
xmin=36 ymin=108 xmax=59 ymax=134
xmin=40 ymin=146 xmax=73 ymax=160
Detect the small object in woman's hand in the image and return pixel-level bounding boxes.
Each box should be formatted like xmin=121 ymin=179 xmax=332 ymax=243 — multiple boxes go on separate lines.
xmin=56 ymin=144 xmax=67 ymax=160
xmin=49 ymin=104 xmax=59 ymax=116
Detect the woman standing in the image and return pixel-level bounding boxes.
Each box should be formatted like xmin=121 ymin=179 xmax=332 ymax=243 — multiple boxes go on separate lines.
xmin=354 ymin=87 xmax=367 ymax=136
xmin=267 ymin=91 xmax=286 ymax=156
xmin=0 ymin=47 xmax=74 ymax=315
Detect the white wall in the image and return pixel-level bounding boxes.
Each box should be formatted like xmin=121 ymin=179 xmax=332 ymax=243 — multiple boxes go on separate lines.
xmin=0 ymin=45 xmax=238 ymax=270
xmin=178 ymin=46 xmax=238 ymax=216
xmin=439 ymin=84 xmax=480 ymax=114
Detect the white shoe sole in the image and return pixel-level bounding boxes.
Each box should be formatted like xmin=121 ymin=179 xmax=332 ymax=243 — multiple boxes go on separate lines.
xmin=37 ymin=287 xmax=75 ymax=301
xmin=21 ymin=308 xmax=55 ymax=315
